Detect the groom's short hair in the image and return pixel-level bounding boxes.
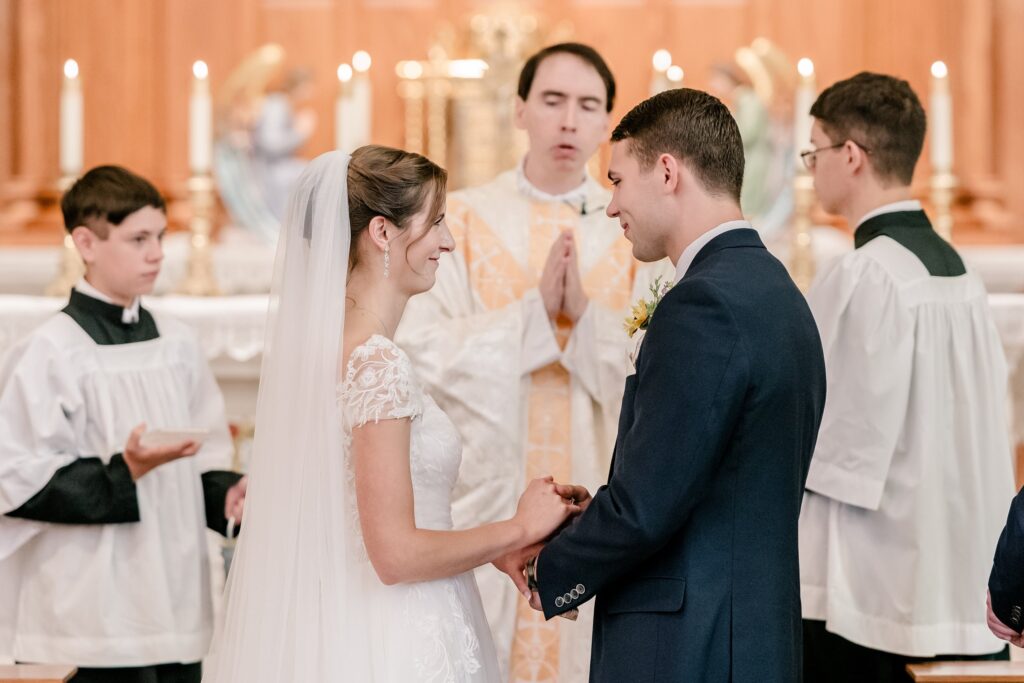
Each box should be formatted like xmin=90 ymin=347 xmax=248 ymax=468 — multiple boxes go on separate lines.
xmin=611 ymin=88 xmax=743 ymax=203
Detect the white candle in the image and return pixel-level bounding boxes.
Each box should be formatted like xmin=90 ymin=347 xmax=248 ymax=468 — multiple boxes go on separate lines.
xmin=60 ymin=59 xmax=83 ymax=178
xmin=335 ymin=63 xmax=355 ymax=152
xmin=930 ymin=60 xmax=953 ymax=173
xmin=794 ymin=58 xmax=816 ymax=165
xmin=189 ymin=60 xmax=212 ymax=175
xmin=649 ymin=50 xmax=672 ymax=96
xmin=351 ymin=51 xmax=372 ymax=149
xmin=447 ymin=59 xmax=487 ymax=79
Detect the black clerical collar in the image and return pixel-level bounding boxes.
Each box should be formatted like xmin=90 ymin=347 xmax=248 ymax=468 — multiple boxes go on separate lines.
xmin=63 ymin=288 xmax=160 ymax=345
xmin=854 ymin=210 xmax=965 ymax=277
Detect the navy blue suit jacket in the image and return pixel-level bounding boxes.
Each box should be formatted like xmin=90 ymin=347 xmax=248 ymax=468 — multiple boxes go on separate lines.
xmin=990 ymin=486 xmax=1024 ymax=633
xmin=536 ymin=228 xmax=826 ymax=683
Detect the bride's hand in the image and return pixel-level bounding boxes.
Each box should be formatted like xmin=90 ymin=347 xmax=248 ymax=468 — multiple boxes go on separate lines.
xmin=493 ymin=541 xmax=544 ymax=598
xmin=514 ymin=476 xmax=581 ymax=543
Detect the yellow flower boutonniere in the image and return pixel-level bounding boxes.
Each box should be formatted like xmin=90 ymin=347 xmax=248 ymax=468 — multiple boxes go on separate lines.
xmin=623 ymin=276 xmax=673 ymax=338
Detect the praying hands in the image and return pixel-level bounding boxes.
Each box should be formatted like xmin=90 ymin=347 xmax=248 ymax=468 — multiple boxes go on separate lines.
xmin=539 ymin=231 xmax=590 ymax=324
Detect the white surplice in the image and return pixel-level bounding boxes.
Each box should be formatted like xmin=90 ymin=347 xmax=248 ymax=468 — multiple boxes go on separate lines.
xmin=799 ymin=206 xmax=1014 ymax=656
xmin=0 ymin=309 xmax=233 ymax=666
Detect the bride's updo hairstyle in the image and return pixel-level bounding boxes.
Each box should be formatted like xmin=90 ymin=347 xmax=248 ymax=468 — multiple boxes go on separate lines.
xmin=346 ymin=144 xmax=447 ymax=270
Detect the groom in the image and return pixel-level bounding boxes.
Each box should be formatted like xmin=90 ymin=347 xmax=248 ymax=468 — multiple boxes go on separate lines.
xmin=502 ymin=88 xmax=827 ymax=681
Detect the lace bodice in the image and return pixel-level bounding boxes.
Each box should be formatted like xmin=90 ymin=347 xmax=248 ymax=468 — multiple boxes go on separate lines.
xmin=339 ymin=335 xmax=463 ymax=531
xmin=338 ymin=336 xmax=495 ymax=682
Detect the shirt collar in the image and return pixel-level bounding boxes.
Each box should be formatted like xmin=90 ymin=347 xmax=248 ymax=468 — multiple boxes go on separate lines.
xmin=856 ymin=199 xmax=923 ymax=228
xmin=74 ymin=278 xmax=141 ymax=324
xmin=674 ymin=220 xmax=752 ymax=283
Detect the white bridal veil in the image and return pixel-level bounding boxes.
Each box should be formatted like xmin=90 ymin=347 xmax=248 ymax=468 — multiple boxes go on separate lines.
xmin=203 ymin=151 xmax=373 ymax=681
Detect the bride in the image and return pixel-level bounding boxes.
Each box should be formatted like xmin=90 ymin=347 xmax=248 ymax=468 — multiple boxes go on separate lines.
xmin=203 ymin=146 xmax=579 ymax=681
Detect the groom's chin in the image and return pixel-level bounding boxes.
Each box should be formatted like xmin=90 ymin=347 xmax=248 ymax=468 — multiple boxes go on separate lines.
xmin=631 ymin=244 xmax=661 ymax=263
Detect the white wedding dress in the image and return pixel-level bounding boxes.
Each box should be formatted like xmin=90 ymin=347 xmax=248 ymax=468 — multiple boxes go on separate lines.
xmin=203 ymin=152 xmax=501 ymax=682
xmin=338 ymin=334 xmax=501 ymax=682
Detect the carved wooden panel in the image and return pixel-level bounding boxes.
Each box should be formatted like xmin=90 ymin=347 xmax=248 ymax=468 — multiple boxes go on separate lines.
xmin=1 ymin=0 xmax=1021 ymax=239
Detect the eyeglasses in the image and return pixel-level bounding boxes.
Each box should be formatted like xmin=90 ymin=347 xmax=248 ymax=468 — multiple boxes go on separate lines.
xmin=800 ymin=140 xmax=872 ymax=171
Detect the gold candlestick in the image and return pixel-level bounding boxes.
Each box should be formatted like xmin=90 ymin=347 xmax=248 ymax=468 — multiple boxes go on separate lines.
xmin=396 ymin=61 xmax=425 ymax=155
xmin=426 ymin=47 xmax=450 ymax=168
xmin=177 ymin=174 xmax=220 ymax=296
xmin=789 ymin=170 xmax=816 ymax=292
xmin=930 ymin=171 xmax=956 ymax=241
xmin=45 ymin=175 xmax=84 ymax=298
xmin=45 ymin=233 xmax=84 ymax=297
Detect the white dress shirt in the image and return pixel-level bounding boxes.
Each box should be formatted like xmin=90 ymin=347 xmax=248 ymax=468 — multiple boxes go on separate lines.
xmin=75 ymin=278 xmax=141 ymax=324
xmin=855 ymin=199 xmax=923 ymax=227
xmin=673 ymin=220 xmax=752 ymax=283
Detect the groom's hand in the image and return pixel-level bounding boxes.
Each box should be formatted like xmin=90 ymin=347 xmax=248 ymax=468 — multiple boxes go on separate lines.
xmin=493 ymin=542 xmax=544 ymax=598
xmin=555 ymin=483 xmax=592 ymax=513
xmin=988 ymin=590 xmax=1024 ymax=646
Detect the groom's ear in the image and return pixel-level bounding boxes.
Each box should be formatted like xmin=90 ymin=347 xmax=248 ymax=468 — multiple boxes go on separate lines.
xmin=658 ymin=153 xmax=681 ymax=194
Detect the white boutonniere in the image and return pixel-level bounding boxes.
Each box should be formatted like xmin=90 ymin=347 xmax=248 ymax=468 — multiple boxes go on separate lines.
xmin=624 ymin=275 xmax=672 ymax=368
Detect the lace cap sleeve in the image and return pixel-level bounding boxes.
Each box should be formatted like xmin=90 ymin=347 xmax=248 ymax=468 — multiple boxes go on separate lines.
xmin=341 ymin=336 xmax=424 ymax=429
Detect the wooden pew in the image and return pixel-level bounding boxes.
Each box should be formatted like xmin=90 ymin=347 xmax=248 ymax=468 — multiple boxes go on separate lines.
xmin=0 ymin=665 xmax=76 ymax=683
xmin=908 ymin=661 xmax=1024 ymax=682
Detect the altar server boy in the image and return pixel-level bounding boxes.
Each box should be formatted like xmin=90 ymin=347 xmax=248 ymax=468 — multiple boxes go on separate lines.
xmin=798 ymin=73 xmax=1013 ymax=682
xmin=0 ymin=166 xmax=246 ymax=683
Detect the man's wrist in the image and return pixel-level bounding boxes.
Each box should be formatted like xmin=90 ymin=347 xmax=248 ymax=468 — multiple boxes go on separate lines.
xmin=121 ymin=452 xmax=144 ymax=481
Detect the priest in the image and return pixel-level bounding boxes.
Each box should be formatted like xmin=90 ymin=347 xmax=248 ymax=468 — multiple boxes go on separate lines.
xmin=0 ymin=166 xmax=245 ymax=683
xmin=396 ymin=43 xmax=670 ymax=682
xmin=798 ymin=72 xmax=1013 ymax=681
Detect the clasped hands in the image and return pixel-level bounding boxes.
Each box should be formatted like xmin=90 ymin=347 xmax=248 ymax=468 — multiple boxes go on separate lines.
xmin=987 ymin=590 xmax=1024 ymax=647
xmin=494 ymin=477 xmax=592 ymax=612
xmin=540 ymin=231 xmax=589 ymax=324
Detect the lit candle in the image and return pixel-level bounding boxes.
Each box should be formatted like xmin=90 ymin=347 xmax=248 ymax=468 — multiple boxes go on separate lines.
xmin=60 ymin=59 xmax=83 ymax=178
xmin=930 ymin=61 xmax=953 ymax=173
xmin=335 ymin=63 xmax=355 ymax=152
xmin=649 ymin=50 xmax=672 ymax=96
xmin=666 ymin=65 xmax=684 ymax=86
xmin=189 ymin=60 xmax=212 ymax=175
xmin=794 ymin=58 xmax=816 ymax=166
xmin=447 ymin=59 xmax=487 ymax=80
xmin=351 ymin=51 xmax=372 ymax=149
